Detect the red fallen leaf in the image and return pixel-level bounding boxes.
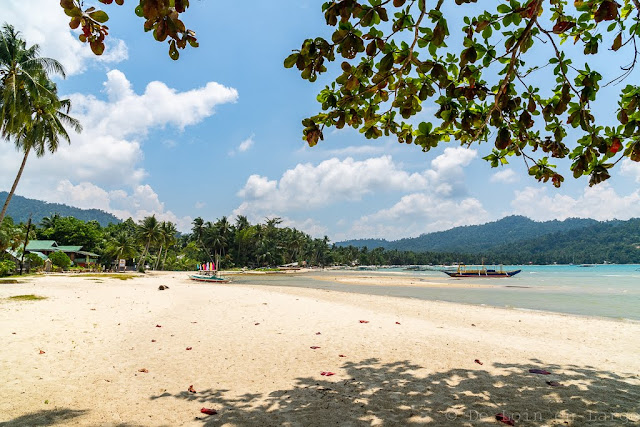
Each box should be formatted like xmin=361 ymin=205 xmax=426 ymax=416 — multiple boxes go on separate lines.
xmin=395 ymin=322 xmax=401 ymax=325
xmin=339 ymin=354 xmax=346 ymax=357
xmin=310 ymin=346 xmax=321 ymax=349
xmin=315 ymin=332 xmax=321 ymax=335
xmin=151 ymin=339 xmax=156 ymax=342
xmin=186 ymin=347 xmax=192 ymax=350
xmin=474 ymin=359 xmax=483 ymax=365
xmin=529 ymin=368 xmax=551 ymax=375
xmin=200 ymin=407 xmax=217 ymax=415
xmin=359 ymin=320 xmax=369 ymax=323
xmin=39 ymin=350 xmax=45 ymax=354
xmin=496 ymin=413 xmax=515 ymax=425
xmin=188 ymin=385 xmax=196 ymax=393
xmin=138 ymin=368 xmax=148 ymax=373
xmin=156 ymin=325 xmax=162 ymax=328
xmin=320 ymin=371 xmax=335 ymax=376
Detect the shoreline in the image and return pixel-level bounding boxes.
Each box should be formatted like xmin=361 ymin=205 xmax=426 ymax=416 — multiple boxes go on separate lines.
xmin=227 ymin=269 xmax=640 ymax=322
xmin=2 ymin=272 xmax=638 ymax=425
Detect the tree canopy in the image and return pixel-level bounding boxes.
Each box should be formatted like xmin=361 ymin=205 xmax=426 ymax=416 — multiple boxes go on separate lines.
xmin=58 ymin=1 xmax=640 ymax=186
xmin=59 ymin=0 xmax=197 ymax=59
xmin=283 ymin=0 xmax=640 ymax=186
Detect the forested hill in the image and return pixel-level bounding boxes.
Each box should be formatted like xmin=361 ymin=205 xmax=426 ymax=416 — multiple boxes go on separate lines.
xmin=485 ymin=218 xmax=640 ymax=265
xmin=1 ymin=192 xmax=121 ymax=226
xmin=337 ymin=216 xmax=600 ymax=253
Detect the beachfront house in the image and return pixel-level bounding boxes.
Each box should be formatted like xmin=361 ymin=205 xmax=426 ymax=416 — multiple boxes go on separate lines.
xmin=25 ymin=240 xmax=99 ymax=267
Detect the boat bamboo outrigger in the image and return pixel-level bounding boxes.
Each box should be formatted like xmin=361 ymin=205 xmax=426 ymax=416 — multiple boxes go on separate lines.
xmin=189 ymin=262 xmax=231 ymax=283
xmin=443 ymin=263 xmax=521 ymax=278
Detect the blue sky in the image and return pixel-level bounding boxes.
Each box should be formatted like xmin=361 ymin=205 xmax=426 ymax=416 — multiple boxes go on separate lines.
xmin=2 ymin=1 xmax=640 ymax=241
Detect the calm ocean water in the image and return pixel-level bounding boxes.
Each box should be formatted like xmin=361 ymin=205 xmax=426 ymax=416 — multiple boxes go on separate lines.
xmin=234 ymin=265 xmax=640 ymax=321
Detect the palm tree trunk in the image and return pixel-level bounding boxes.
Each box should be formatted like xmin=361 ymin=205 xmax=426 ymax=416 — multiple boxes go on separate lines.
xmin=138 ymin=240 xmax=150 ymax=272
xmin=154 ymin=245 xmax=163 ymax=270
xmin=162 ymin=247 xmax=169 ymax=270
xmin=0 ymin=147 xmax=31 ymax=225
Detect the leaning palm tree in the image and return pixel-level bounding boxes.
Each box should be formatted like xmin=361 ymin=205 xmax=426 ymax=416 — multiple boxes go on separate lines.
xmin=0 ymin=94 xmax=81 ymax=224
xmin=136 ymin=215 xmax=162 ymax=272
xmin=0 ymin=24 xmax=80 ymax=224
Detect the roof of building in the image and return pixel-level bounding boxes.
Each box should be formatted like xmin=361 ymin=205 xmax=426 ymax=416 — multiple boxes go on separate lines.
xmin=30 ymin=251 xmax=49 ymax=260
xmin=77 ymin=250 xmax=99 ymax=258
xmin=4 ymin=249 xmax=20 ymax=260
xmin=56 ymin=246 xmax=83 ymax=252
xmin=25 ymin=240 xmax=58 ymax=251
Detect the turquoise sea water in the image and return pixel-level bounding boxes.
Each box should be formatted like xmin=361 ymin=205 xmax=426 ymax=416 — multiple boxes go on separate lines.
xmin=235 ymin=264 xmax=640 ymax=321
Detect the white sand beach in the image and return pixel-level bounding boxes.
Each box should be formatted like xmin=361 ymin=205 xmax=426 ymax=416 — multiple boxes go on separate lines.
xmin=1 ymin=272 xmax=638 ymax=426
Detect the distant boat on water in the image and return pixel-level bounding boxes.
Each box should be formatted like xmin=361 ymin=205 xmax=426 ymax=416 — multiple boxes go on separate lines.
xmin=579 ymin=264 xmax=596 ymax=267
xmin=443 ymin=264 xmax=521 ymax=278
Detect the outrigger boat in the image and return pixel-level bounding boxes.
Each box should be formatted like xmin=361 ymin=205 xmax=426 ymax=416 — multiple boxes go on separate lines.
xmin=189 ymin=261 xmax=231 ymax=283
xmin=189 ymin=273 xmax=231 ymax=283
xmin=443 ymin=264 xmax=521 ymax=278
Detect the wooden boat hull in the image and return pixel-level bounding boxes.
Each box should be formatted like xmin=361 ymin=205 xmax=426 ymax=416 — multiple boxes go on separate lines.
xmin=189 ymin=274 xmax=231 ymax=283
xmin=445 ymin=269 xmax=521 ymax=278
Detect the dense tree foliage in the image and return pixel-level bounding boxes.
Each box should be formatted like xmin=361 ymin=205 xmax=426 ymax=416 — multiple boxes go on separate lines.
xmin=286 ymin=0 xmax=640 ymax=186
xmin=2 ymin=212 xmax=639 ymax=276
xmin=62 ymin=1 xmax=640 ymax=186
xmin=59 ymin=0 xmax=198 ymax=60
xmin=37 ymin=215 xmax=103 ymax=251
xmin=337 ymin=216 xmax=640 ymax=264
xmin=48 ymin=250 xmax=71 ymax=269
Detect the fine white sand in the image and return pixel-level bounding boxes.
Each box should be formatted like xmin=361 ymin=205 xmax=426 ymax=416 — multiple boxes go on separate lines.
xmin=1 ymin=272 xmax=638 ymax=426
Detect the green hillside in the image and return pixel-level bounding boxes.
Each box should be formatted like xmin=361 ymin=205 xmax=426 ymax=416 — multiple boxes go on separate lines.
xmin=338 ymin=216 xmax=599 ymax=253
xmin=484 ymin=219 xmax=640 ymax=264
xmin=1 ymin=192 xmax=121 ymax=227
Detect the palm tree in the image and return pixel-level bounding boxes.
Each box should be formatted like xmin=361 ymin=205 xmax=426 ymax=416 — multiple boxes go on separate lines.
xmin=191 ymin=217 xmax=214 ymax=264
xmin=0 ymin=24 xmax=80 ymax=224
xmin=0 ymin=216 xmax=22 ymax=252
xmin=160 ymin=222 xmax=177 ymax=270
xmin=154 ymin=221 xmax=177 ymax=270
xmin=136 ymin=215 xmax=162 ymax=272
xmin=105 ymin=232 xmax=137 ymax=267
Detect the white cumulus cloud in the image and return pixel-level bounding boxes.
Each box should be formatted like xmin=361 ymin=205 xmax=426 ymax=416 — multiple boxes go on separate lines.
xmin=511 ymin=185 xmax=640 ymax=221
xmin=424 ymin=147 xmax=477 ymax=196
xmin=49 ymin=180 xmax=193 ymax=232
xmin=346 ymin=194 xmax=490 ymax=240
xmin=234 ymin=156 xmax=428 ymax=217
xmin=0 ymin=71 xmax=238 ymax=230
xmin=229 ymin=134 xmax=255 ymax=156
xmin=620 ymin=159 xmax=640 ymax=183
xmin=490 ymin=169 xmax=519 ymax=183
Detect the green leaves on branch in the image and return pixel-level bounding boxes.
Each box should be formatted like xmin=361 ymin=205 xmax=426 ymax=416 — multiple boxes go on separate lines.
xmin=287 ymin=0 xmax=640 ymax=187
xmin=59 ymin=0 xmax=198 ymax=60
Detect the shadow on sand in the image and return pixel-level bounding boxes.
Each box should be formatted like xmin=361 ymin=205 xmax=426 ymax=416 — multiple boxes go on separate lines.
xmin=151 ymin=358 xmax=639 ymax=426
xmin=0 ymin=409 xmax=88 ymax=426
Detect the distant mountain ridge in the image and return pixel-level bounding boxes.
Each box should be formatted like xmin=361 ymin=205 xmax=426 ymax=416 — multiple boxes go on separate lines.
xmin=1 ymin=192 xmax=121 ymax=227
xmin=337 ymin=216 xmax=604 ymax=253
